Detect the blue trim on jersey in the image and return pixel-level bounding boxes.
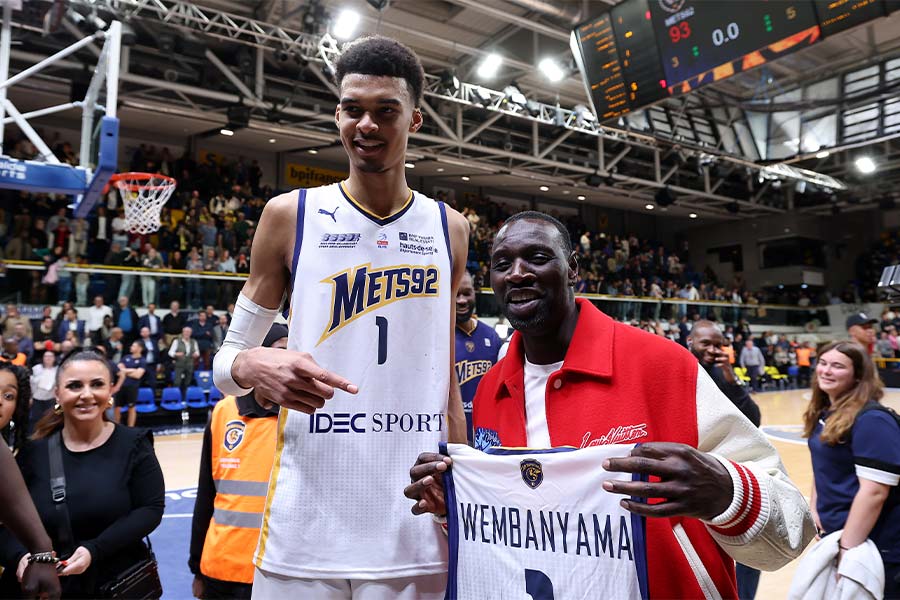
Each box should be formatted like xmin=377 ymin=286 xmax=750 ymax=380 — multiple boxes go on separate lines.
xmin=440 ymin=443 xmax=459 ymax=600
xmin=483 ymin=445 xmax=579 ymax=455
xmin=630 ymin=471 xmax=650 ymax=600
xmin=438 ymin=201 xmax=453 ymax=267
xmin=283 ymin=188 xmax=307 ymax=319
xmin=338 ymin=183 xmax=415 ymax=226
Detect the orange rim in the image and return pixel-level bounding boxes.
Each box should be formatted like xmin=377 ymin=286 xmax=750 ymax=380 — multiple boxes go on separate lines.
xmin=110 ymin=172 xmax=176 ymax=192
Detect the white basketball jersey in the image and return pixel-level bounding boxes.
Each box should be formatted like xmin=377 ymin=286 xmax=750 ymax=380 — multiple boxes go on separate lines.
xmin=444 ymin=443 xmax=648 ymax=600
xmin=256 ymin=183 xmax=453 ymax=579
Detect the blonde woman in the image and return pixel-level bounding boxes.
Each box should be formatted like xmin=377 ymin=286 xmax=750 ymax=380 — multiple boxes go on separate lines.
xmin=803 ymin=341 xmax=900 ymax=597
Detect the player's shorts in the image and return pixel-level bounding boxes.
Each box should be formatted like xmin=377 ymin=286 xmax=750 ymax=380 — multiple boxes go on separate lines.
xmin=251 ymin=568 xmax=446 ymax=600
xmin=116 ymin=385 xmax=138 ymax=407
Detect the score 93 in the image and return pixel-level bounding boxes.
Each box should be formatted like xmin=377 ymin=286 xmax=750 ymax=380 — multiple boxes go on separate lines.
xmin=668 ymin=21 xmax=690 ymax=43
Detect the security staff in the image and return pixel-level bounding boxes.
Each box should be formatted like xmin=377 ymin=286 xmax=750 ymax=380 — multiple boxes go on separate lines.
xmin=189 ymin=324 xmax=285 ymax=599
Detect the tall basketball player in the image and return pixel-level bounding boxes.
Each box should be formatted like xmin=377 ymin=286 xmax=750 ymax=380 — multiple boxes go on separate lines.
xmin=212 ymin=36 xmax=469 ymax=599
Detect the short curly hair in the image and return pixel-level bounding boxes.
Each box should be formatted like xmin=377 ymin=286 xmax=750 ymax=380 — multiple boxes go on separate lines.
xmin=334 ymin=35 xmax=425 ymax=106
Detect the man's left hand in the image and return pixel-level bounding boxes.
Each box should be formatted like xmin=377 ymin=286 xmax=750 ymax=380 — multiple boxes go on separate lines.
xmin=602 ymin=442 xmax=732 ymax=520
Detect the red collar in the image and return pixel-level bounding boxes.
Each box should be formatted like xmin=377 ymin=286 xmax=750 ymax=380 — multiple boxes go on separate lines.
xmin=498 ymin=298 xmax=615 ymax=396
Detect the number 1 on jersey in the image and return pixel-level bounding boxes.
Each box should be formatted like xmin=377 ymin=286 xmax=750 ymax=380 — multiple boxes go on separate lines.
xmin=375 ymin=316 xmax=388 ymax=365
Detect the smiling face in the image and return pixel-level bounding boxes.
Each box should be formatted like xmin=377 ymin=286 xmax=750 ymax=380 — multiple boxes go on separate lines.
xmin=56 ymin=359 xmax=112 ymax=425
xmin=490 ymin=219 xmax=576 ymax=335
xmin=815 ymin=349 xmax=857 ymax=400
xmin=0 ymin=371 xmax=18 ymax=430
xmin=456 ymin=272 xmax=476 ymax=324
xmin=688 ymin=323 xmax=724 ymax=366
xmin=335 ymin=74 xmax=422 ymax=175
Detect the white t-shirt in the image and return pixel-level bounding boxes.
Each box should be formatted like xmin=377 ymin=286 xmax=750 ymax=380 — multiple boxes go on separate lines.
xmin=523 ymin=358 xmax=563 ymax=448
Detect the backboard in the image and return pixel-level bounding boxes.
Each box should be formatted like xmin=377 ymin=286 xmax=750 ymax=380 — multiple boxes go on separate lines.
xmin=0 ymin=3 xmax=120 ymax=217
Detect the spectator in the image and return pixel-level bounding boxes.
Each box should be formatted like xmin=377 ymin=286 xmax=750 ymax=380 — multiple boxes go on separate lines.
xmin=28 ymin=351 xmax=57 ymax=433
xmin=88 ymin=205 xmax=111 ymax=262
xmin=162 ymin=301 xmax=185 ymax=350
xmin=1 ymin=304 xmax=32 ymax=339
xmin=105 ymin=327 xmax=125 ymax=364
xmin=802 ymin=341 xmax=900 ymax=598
xmin=0 ymin=338 xmax=27 ymax=366
xmin=115 ymin=341 xmax=146 ymax=428
xmin=169 ymin=327 xmax=199 ymax=396
xmin=846 ymin=312 xmax=877 ymax=355
xmin=117 ymin=246 xmax=141 ymax=302
xmin=137 ymin=327 xmax=160 ymax=390
xmin=112 ymin=296 xmax=139 ymax=345
xmin=12 ymin=324 xmax=34 ymax=364
xmin=877 ymin=332 xmax=894 ymax=360
xmin=32 ymin=317 xmax=55 ymax=358
xmin=140 ymin=246 xmax=164 ymax=307
xmin=73 ymin=255 xmax=90 ymax=306
xmin=796 ymin=342 xmax=815 ymax=388
xmin=739 ymin=338 xmax=766 ymax=392
xmin=86 ymin=296 xmax=113 ymax=346
xmin=138 ymin=303 xmax=163 ymax=342
xmin=191 ymin=311 xmax=214 ymax=370
xmin=0 ymin=351 xmax=164 ymax=598
xmin=55 ymin=308 xmax=84 ymax=347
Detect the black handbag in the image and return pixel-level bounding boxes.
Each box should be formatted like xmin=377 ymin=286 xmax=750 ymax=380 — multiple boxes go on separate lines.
xmin=48 ymin=432 xmax=163 ymax=599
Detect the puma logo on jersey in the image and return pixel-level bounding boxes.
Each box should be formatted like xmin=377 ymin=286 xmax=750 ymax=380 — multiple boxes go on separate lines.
xmin=318 ymin=263 xmax=440 ymax=345
xmin=318 ymin=206 xmax=339 ymax=222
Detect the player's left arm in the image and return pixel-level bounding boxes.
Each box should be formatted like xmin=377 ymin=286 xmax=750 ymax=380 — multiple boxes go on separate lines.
xmin=445 ymin=207 xmax=469 ymax=445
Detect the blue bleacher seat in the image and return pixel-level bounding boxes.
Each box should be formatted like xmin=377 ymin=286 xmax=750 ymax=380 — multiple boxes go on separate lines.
xmin=160 ymin=387 xmax=185 ymax=411
xmin=194 ymin=370 xmax=213 ymax=391
xmin=208 ymin=387 xmax=224 ymax=405
xmin=185 ymin=386 xmax=208 ymax=409
xmin=135 ymin=387 xmax=157 ymax=414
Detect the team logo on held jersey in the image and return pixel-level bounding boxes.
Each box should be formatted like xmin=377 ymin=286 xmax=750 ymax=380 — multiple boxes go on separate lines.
xmin=319 ymin=233 xmax=361 ymax=249
xmin=474 ymin=427 xmax=501 ymax=451
xmin=223 ymin=420 xmax=246 ymax=452
xmin=520 ymin=459 xmax=543 ymax=489
xmin=318 ymin=263 xmax=440 ymax=345
xmin=465 ymin=340 xmax=475 ymax=352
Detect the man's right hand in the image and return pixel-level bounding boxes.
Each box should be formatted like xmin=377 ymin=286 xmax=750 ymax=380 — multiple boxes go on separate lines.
xmin=713 ymin=350 xmax=736 ymax=384
xmin=233 ymin=347 xmax=358 ymax=414
xmin=20 ymin=562 xmax=60 ymax=599
xmin=404 ymin=452 xmax=451 ymax=516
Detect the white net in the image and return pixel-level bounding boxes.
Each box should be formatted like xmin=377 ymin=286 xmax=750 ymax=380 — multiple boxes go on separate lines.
xmin=113 ymin=173 xmax=176 ymax=234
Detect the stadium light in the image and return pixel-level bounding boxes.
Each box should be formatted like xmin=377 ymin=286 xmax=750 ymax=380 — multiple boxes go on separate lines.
xmin=855 ymin=156 xmax=876 ymax=174
xmin=332 ymin=9 xmax=360 ymax=40
xmin=538 ymin=58 xmax=565 ymax=82
xmin=219 ymin=128 xmax=234 ymax=136
xmin=503 ymin=85 xmax=527 ymax=108
xmin=477 ymin=54 xmax=503 ymax=79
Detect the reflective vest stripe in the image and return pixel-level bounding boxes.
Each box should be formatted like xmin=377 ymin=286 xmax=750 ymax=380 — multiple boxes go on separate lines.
xmin=200 ymin=397 xmax=277 ymax=584
xmin=214 ymin=479 xmax=269 ymax=496
xmin=213 ymin=508 xmax=263 ymax=529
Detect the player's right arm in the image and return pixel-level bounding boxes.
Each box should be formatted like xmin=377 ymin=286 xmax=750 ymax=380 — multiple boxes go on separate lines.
xmin=215 ymin=191 xmax=358 ymax=414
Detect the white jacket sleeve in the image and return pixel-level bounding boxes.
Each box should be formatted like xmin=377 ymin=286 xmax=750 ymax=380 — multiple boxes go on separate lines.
xmin=694 ymin=364 xmax=816 ymax=570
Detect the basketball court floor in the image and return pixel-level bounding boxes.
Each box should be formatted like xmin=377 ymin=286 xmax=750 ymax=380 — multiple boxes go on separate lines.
xmin=150 ymin=388 xmax=900 ymax=598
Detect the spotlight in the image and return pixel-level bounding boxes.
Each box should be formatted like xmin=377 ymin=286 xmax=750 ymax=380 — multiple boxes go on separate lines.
xmin=577 ymin=195 xmax=586 ymax=201
xmin=461 ymin=176 xmax=470 ymax=181
xmin=472 ymin=86 xmax=493 ymax=106
xmin=689 ymin=213 xmax=698 ymax=219
xmin=573 ymin=104 xmax=595 ymax=126
xmin=815 ymin=150 xmax=830 ymax=159
xmin=332 ymin=9 xmax=360 ymax=40
xmin=219 ymin=128 xmax=234 ymax=136
xmin=538 ymin=58 xmax=565 ymax=82
xmin=476 ymin=54 xmax=503 ymax=79
xmin=654 ymin=187 xmax=675 ymax=207
xmin=438 ymin=70 xmax=460 ymax=93
xmin=405 ymin=162 xmax=415 ymax=169
xmin=503 ymin=85 xmax=527 ymax=109
xmin=539 ymin=185 xmax=549 ymax=192
xmin=645 ymin=204 xmax=655 ymax=210
xmin=855 ymin=156 xmax=876 ymax=174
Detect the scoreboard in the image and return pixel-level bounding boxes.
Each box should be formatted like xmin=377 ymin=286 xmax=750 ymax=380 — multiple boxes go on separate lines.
xmin=572 ymin=0 xmax=896 ymax=121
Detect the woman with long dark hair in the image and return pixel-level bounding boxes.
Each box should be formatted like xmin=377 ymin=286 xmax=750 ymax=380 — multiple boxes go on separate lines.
xmin=0 ymin=350 xmax=164 ymax=598
xmin=803 ymin=341 xmax=900 ymax=597
xmin=0 ymin=361 xmax=31 ymax=453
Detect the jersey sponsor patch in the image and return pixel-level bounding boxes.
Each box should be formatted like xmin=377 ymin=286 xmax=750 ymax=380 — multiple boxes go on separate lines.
xmin=318 ymin=263 xmax=440 ymax=345
xmin=398 ymin=231 xmax=437 ymax=255
xmin=319 ymin=232 xmax=361 ymax=249
xmin=223 ymin=420 xmax=246 ymax=452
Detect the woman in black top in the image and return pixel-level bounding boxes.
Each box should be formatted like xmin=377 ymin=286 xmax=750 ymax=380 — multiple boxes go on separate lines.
xmin=0 ymin=361 xmax=30 ymax=453
xmin=0 ymin=350 xmax=165 ymax=598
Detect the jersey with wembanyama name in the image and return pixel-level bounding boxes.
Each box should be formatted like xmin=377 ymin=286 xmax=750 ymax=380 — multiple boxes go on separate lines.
xmin=443 ymin=443 xmax=648 ymax=600
xmin=455 ymin=320 xmax=500 ymax=443
xmin=255 ymin=182 xmax=453 ymax=579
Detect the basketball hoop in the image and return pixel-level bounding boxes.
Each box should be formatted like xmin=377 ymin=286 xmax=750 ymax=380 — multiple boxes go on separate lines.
xmin=110 ymin=172 xmax=176 ymax=234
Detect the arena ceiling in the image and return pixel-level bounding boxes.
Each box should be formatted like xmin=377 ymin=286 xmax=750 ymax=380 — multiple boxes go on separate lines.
xmin=8 ymin=0 xmax=900 ymax=220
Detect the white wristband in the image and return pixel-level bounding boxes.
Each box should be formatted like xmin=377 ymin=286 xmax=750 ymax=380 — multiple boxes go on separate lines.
xmin=212 ymin=292 xmax=279 ymax=396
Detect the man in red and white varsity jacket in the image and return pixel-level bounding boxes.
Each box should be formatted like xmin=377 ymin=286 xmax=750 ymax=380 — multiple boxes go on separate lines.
xmin=406 ymin=212 xmax=815 ymax=599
